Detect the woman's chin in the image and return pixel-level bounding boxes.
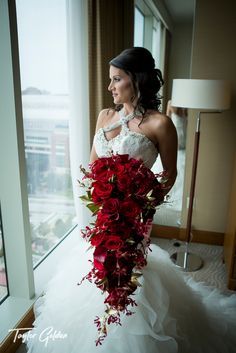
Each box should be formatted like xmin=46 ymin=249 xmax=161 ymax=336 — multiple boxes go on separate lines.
xmin=113 ymin=97 xmax=119 ymax=103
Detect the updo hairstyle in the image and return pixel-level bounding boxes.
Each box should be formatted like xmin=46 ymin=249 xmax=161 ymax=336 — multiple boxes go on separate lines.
xmin=109 ymin=47 xmax=164 ymax=116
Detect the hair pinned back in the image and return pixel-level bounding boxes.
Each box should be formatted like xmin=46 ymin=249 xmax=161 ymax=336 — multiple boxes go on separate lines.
xmin=109 ymin=47 xmax=164 ymax=115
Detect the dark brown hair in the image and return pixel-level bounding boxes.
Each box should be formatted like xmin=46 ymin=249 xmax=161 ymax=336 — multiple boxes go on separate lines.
xmin=108 ymin=47 xmax=164 ymax=118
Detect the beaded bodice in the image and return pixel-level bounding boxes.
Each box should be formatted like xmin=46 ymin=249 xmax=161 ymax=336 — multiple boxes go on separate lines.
xmin=93 ymin=108 xmax=159 ymax=169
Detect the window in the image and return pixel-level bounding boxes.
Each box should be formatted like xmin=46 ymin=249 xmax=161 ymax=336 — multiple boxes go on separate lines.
xmin=0 ymin=207 xmax=8 ymax=304
xmin=134 ymin=7 xmax=144 ymax=46
xmin=135 ymin=1 xmax=187 ymax=227
xmin=16 ymin=0 xmax=76 ymax=267
xmin=134 ymin=0 xmax=166 ymax=74
xmin=152 ymin=17 xmax=162 ymax=68
xmin=0 ymin=0 xmax=89 ymax=342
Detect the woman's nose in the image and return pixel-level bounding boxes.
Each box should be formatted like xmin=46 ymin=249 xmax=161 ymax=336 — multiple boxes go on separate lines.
xmin=108 ymin=81 xmax=113 ymax=91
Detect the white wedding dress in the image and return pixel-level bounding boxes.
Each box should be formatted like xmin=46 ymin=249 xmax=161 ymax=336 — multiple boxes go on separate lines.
xmin=26 ymin=109 xmax=236 ymax=353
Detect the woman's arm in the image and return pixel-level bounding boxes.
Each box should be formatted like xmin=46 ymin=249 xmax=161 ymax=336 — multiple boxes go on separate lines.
xmin=89 ymin=109 xmax=109 ymax=163
xmin=166 ymin=99 xmax=172 ymax=117
xmin=156 ymin=115 xmax=178 ymax=196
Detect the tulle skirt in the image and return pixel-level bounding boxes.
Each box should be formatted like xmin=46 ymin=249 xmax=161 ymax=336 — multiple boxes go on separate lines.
xmin=26 ymin=236 xmax=236 ymax=353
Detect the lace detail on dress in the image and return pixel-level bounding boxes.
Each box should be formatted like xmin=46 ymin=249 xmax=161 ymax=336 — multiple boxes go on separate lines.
xmin=93 ymin=108 xmax=159 ymax=169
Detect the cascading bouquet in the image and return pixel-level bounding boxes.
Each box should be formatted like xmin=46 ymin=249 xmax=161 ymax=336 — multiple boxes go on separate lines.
xmin=78 ymin=154 xmax=166 ymax=345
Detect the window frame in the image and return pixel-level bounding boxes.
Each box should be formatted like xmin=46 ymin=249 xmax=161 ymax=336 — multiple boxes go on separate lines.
xmin=0 ymin=0 xmax=35 ymax=341
xmin=134 ymin=0 xmax=172 ymax=75
xmin=0 ymin=205 xmax=9 ymax=305
xmin=0 ymin=0 xmax=82 ymax=343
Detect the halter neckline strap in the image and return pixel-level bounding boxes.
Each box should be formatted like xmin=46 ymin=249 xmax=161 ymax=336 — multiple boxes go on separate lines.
xmin=103 ymin=107 xmax=143 ymax=132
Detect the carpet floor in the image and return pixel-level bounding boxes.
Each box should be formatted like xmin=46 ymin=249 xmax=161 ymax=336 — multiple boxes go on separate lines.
xmin=152 ymin=237 xmax=229 ymax=292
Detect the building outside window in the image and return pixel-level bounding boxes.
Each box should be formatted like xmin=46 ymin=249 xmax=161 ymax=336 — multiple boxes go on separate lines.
xmin=16 ymin=0 xmax=76 ymax=266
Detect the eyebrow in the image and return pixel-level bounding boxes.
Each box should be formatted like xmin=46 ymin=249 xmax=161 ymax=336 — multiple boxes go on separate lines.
xmin=109 ymin=75 xmax=121 ymax=79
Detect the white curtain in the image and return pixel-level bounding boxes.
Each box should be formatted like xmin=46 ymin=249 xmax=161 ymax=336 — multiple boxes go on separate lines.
xmin=66 ymin=0 xmax=91 ymax=228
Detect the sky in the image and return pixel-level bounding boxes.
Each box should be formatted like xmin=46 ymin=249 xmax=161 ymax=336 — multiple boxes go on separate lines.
xmin=16 ymin=0 xmax=68 ymax=94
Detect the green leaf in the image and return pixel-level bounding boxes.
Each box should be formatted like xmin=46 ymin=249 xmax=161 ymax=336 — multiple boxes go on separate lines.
xmin=86 ymin=203 xmax=100 ymax=214
xmin=97 ymin=277 xmax=108 ymax=286
xmin=131 ymin=272 xmax=143 ymax=278
xmin=80 ymin=195 xmax=92 ymax=202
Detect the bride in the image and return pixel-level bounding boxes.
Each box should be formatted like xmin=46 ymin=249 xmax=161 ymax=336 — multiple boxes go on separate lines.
xmin=26 ymin=47 xmax=236 ymax=353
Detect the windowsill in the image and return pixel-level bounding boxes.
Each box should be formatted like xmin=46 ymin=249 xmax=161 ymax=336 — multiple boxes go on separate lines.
xmin=0 ymin=225 xmax=80 ymax=344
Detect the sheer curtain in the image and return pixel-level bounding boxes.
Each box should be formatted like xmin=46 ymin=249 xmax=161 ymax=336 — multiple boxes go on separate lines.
xmin=66 ymin=0 xmax=91 ymax=228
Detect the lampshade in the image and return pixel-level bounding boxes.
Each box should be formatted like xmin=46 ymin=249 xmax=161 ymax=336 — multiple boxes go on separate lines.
xmin=171 ymin=79 xmax=231 ymax=110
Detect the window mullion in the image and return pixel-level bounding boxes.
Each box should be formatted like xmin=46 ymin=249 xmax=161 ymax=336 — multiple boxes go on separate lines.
xmin=0 ymin=0 xmax=35 ymax=300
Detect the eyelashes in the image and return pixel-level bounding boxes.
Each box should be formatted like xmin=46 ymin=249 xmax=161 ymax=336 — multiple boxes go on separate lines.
xmin=109 ymin=77 xmax=121 ymax=83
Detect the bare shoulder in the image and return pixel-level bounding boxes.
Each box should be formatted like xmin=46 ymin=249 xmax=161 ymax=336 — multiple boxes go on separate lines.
xmin=97 ymin=108 xmax=116 ymax=127
xmin=147 ymin=110 xmax=175 ymax=133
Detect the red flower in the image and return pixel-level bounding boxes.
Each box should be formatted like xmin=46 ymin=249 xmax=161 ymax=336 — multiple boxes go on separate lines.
xmin=117 ymin=173 xmax=132 ymax=193
xmin=93 ymin=246 xmax=107 ymax=271
xmin=105 ymin=235 xmax=124 ymax=250
xmin=92 ymin=181 xmax=113 ymax=203
xmin=90 ymin=232 xmax=106 ymax=247
xmin=78 ymin=154 xmax=165 ymax=345
xmin=102 ymin=198 xmax=120 ymax=221
xmin=120 ymin=199 xmax=141 ymax=218
xmin=96 ymin=211 xmax=111 ymax=227
xmin=89 ymin=158 xmax=114 ymax=181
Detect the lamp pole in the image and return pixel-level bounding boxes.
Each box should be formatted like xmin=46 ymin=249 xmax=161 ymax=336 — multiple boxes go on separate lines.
xmin=186 ymin=111 xmax=201 ymax=244
xmin=171 ymin=111 xmax=221 ymax=271
xmin=170 ymin=79 xmax=230 ymax=271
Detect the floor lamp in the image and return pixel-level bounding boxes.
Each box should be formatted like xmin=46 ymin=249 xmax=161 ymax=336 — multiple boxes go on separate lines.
xmin=170 ymin=79 xmax=231 ymax=271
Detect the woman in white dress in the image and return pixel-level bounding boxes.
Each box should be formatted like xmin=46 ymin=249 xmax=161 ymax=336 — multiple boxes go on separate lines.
xmin=26 ymin=47 xmax=236 ymax=353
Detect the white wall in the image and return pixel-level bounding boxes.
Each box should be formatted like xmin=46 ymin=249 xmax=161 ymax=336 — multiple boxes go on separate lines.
xmin=181 ymin=0 xmax=236 ymax=233
xmin=167 ymin=22 xmax=193 ymax=101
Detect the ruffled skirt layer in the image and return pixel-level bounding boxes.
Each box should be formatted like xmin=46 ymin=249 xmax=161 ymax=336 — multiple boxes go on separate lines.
xmin=26 ymin=237 xmax=236 ymax=353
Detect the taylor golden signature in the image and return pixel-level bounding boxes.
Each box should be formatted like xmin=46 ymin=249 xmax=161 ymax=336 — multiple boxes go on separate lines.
xmin=9 ymin=326 xmax=68 ymax=347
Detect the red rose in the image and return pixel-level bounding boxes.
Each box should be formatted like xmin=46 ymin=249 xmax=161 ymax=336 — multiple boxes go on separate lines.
xmin=92 ymin=181 xmax=113 ymax=203
xmin=102 ymin=198 xmax=120 ymax=221
xmin=105 ymin=235 xmax=123 ymax=250
xmin=91 ymin=232 xmax=106 ymax=246
xmin=120 ymin=199 xmax=141 ymax=218
xmin=115 ymin=163 xmax=126 ymax=176
xmin=90 ymin=158 xmax=115 ymax=181
xmin=117 ymin=173 xmax=131 ymax=193
xmin=96 ymin=211 xmax=111 ymax=228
